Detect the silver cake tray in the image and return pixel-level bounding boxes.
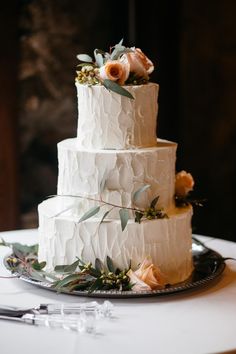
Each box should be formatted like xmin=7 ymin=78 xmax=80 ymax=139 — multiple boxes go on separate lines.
xmin=3 ymin=237 xmax=226 ymax=298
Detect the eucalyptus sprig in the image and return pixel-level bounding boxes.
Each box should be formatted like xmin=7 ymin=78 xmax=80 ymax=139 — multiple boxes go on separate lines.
xmin=53 ymin=256 xmax=131 ymax=293
xmin=1 ymin=239 xmax=235 ymax=294
xmin=1 ymin=239 xmax=133 ymax=294
xmin=49 ymin=184 xmax=168 ymax=232
xmin=175 ymin=195 xmax=206 ymax=208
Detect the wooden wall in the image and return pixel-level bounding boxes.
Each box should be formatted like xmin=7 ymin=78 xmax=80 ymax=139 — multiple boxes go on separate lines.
xmin=0 ymin=2 xmax=19 ymax=231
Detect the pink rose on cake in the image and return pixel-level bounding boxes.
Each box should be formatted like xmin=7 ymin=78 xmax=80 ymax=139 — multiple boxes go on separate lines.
xmin=121 ymin=48 xmax=154 ymax=79
xmin=175 ymin=170 xmax=194 ymax=197
xmin=76 ymin=40 xmax=155 ymax=97
xmin=127 ymin=257 xmax=166 ymax=291
xmin=99 ymin=60 xmax=130 ymax=85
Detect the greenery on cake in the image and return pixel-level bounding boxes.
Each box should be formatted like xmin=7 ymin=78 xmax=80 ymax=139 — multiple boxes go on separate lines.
xmin=53 ymin=172 xmax=202 ymax=232
xmin=52 ymin=184 xmax=168 ymax=232
xmin=76 ymin=39 xmax=154 ymax=98
xmin=52 ymin=171 xmax=202 ymax=231
xmin=0 ymin=174 xmax=225 ymax=294
xmin=1 ymin=238 xmax=233 ymax=294
xmin=0 ymin=240 xmax=166 ymax=293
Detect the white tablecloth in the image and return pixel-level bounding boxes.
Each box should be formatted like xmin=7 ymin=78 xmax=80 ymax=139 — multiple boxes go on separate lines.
xmin=0 ymin=229 xmax=236 ymax=354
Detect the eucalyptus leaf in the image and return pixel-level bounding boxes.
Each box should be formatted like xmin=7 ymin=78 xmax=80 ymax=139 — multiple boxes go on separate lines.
xmin=94 ymin=52 xmax=103 ymax=67
xmin=119 ymin=208 xmax=129 ymax=231
xmin=135 ymin=211 xmax=143 ymax=224
xmin=88 ymin=266 xmax=101 ymax=278
xmin=150 ymin=196 xmax=159 ymax=209
xmin=54 ymin=265 xmax=68 ymax=273
xmin=64 ymin=260 xmax=80 ymax=273
xmin=32 ymin=261 xmax=46 ymax=271
xmin=103 ymin=79 xmax=134 ymax=99
xmin=132 ymin=184 xmax=151 ymax=203
xmin=106 ymin=256 xmax=115 ymax=273
xmin=54 ymin=260 xmax=81 ymax=274
xmin=29 ymin=269 xmax=47 ymax=283
xmin=79 ymin=206 xmax=100 ymax=223
xmin=99 ymin=209 xmax=112 ymax=225
xmin=12 ymin=243 xmax=38 ymax=256
xmin=41 ymin=271 xmax=59 ymax=281
xmin=88 ymin=278 xmax=103 ymax=293
xmin=55 ymin=274 xmax=81 ymax=289
xmin=0 ymin=238 xmax=7 ymax=247
xmin=110 ymin=41 xmax=126 ymax=60
xmin=95 ymin=258 xmax=104 ymax=272
xmin=94 ymin=48 xmax=106 ymax=55
xmin=111 ymin=48 xmax=133 ymax=60
xmin=129 ymin=259 xmax=132 ymax=269
xmin=76 ymin=257 xmax=86 ymax=266
xmin=29 ymin=244 xmax=39 ymax=254
xmin=77 ymin=54 xmax=93 ymax=63
xmin=12 ymin=244 xmax=30 ymax=259
xmin=100 ymin=177 xmax=106 ymax=192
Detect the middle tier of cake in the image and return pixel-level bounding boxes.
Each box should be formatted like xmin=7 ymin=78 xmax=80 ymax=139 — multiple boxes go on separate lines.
xmin=57 ymin=138 xmax=177 ymax=214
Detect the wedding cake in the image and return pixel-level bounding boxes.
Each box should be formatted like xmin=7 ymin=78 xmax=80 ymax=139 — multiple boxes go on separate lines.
xmin=38 ymin=41 xmax=194 ymax=288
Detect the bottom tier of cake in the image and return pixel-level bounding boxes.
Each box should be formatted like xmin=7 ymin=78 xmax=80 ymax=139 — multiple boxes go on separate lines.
xmin=38 ymin=198 xmax=193 ymax=285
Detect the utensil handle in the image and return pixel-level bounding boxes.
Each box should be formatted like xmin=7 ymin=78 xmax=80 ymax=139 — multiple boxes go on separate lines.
xmin=40 ymin=300 xmax=114 ymax=318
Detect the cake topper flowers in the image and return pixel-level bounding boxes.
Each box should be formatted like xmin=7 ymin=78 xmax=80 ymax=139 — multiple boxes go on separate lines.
xmin=76 ymin=39 xmax=154 ymax=99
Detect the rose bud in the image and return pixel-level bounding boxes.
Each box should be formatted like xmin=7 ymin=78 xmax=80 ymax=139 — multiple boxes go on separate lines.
xmin=99 ymin=60 xmax=130 ymax=85
xmin=175 ymin=170 xmax=195 ymax=197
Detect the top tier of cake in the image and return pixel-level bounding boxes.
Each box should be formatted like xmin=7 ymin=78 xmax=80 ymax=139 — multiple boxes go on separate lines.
xmin=76 ymin=83 xmax=159 ymax=150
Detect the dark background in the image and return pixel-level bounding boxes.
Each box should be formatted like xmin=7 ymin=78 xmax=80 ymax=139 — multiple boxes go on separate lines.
xmin=0 ymin=0 xmax=236 ymax=240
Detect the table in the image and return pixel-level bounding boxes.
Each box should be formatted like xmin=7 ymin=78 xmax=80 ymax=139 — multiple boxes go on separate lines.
xmin=0 ymin=229 xmax=236 ymax=354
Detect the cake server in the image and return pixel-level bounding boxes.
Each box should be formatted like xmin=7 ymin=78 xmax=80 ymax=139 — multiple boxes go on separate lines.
xmin=0 ymin=313 xmax=97 ymax=332
xmin=0 ymin=300 xmax=114 ymax=318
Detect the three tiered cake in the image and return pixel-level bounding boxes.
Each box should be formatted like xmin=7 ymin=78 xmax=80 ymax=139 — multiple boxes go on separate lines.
xmin=38 ymin=42 xmax=193 ymax=287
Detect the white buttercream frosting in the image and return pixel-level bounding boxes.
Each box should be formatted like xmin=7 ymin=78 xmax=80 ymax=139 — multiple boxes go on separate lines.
xmin=38 ymin=197 xmax=193 ymax=285
xmin=57 ymin=138 xmax=177 ymax=213
xmin=37 ymin=80 xmax=194 ymax=286
xmin=76 ymin=83 xmax=159 ymax=149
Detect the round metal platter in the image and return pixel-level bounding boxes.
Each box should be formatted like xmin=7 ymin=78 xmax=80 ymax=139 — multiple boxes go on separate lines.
xmin=3 ymin=238 xmax=226 ymax=298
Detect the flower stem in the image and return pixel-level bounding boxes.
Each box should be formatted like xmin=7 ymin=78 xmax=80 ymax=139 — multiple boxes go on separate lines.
xmin=55 ymin=194 xmax=144 ymax=213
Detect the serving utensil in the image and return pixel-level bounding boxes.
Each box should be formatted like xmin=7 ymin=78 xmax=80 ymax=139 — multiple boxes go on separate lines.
xmin=0 ymin=300 xmax=113 ymax=318
xmin=0 ymin=312 xmax=97 ymax=332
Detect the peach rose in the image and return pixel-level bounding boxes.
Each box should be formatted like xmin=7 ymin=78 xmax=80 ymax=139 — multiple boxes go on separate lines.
xmin=128 ymin=257 xmax=165 ymax=291
xmin=127 ymin=269 xmax=152 ymax=291
xmin=175 ymin=170 xmax=194 ymax=197
xmin=121 ymin=48 xmax=154 ymax=79
xmin=99 ymin=60 xmax=130 ymax=85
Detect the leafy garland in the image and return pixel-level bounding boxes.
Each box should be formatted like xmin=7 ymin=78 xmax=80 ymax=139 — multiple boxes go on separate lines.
xmin=0 ymin=239 xmax=133 ymax=293
xmin=1 ymin=238 xmax=234 ymax=294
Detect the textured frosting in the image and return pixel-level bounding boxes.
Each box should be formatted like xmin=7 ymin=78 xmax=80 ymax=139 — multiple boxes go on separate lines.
xmin=38 ymin=197 xmax=193 ymax=285
xmin=76 ymin=83 xmax=159 ymax=149
xmin=37 ymin=79 xmax=194 ymax=285
xmin=57 ymin=138 xmax=177 ymax=214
